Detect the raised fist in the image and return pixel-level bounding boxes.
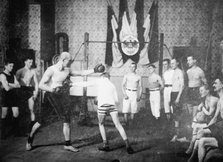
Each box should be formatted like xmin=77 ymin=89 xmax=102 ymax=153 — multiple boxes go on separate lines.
xmin=94 ymin=64 xmax=105 ymax=73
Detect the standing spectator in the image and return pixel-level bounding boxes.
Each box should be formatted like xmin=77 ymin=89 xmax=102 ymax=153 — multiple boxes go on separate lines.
xmin=122 ymin=62 xmax=142 ymax=127
xmin=147 ymin=64 xmax=164 ymax=120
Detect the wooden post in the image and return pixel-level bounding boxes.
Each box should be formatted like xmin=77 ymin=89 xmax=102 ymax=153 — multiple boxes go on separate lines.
xmin=159 ymin=33 xmax=164 ymax=76
xmin=83 ymin=32 xmax=89 ymax=96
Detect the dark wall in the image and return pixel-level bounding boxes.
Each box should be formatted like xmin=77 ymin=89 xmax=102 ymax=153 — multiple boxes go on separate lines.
xmin=40 ymin=0 xmax=55 ymax=62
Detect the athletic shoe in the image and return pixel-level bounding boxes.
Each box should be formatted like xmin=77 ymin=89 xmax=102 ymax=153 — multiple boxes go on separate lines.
xmin=64 ymin=145 xmax=79 ymax=152
xmin=170 ymin=135 xmax=178 ymax=142
xmin=26 ymin=142 xmax=32 ymax=151
xmin=126 ymin=146 xmax=134 ymax=154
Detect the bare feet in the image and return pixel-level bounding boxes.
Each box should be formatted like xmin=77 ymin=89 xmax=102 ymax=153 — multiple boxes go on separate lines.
xmin=64 ymin=145 xmax=79 ymax=152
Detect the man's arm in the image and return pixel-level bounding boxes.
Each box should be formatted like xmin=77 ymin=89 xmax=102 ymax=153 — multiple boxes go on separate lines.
xmin=207 ymin=101 xmax=220 ymax=127
xmin=70 ymin=69 xmax=94 ymax=76
xmin=33 ymin=70 xmax=39 ymax=98
xmin=202 ymin=99 xmax=218 ymax=116
xmin=114 ymin=87 xmax=119 ymax=104
xmin=122 ymin=75 xmax=128 ymax=99
xmin=0 ymin=74 xmax=19 ymax=91
xmin=39 ymin=68 xmax=54 ymax=92
xmin=176 ymin=70 xmax=184 ymax=103
xmin=137 ymin=76 xmax=142 ymax=101
xmin=158 ymin=75 xmax=164 ymax=90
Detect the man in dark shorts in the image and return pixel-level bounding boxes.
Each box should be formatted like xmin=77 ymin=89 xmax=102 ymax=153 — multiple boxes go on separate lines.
xmin=26 ymin=52 xmax=105 ymax=152
xmin=186 ymin=55 xmax=207 ymax=118
xmin=16 ymin=56 xmax=39 ymax=137
xmin=0 ymin=59 xmax=21 ymax=139
xmin=169 ymin=58 xmax=185 ymax=142
xmin=188 ymin=76 xmax=223 ymax=162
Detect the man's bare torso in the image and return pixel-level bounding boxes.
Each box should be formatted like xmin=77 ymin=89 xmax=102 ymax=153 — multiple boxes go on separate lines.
xmin=125 ymin=73 xmax=140 ymax=90
xmin=17 ymin=68 xmax=35 ymax=86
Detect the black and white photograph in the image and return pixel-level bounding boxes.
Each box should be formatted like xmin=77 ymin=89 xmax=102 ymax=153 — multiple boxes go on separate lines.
xmin=1 ymin=0 xmax=223 ymax=162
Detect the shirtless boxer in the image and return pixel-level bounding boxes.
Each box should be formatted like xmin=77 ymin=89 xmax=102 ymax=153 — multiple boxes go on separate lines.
xmin=188 ymin=76 xmax=223 ymax=162
xmin=72 ymin=72 xmax=134 ymax=154
xmin=185 ymin=84 xmax=218 ymax=154
xmin=162 ymin=59 xmax=174 ymax=120
xmin=122 ymin=62 xmax=142 ymax=126
xmin=16 ymin=56 xmax=39 ymax=136
xmin=147 ymin=64 xmax=164 ymax=119
xmin=1 ymin=59 xmax=21 ymax=139
xmin=170 ymin=58 xmax=185 ymax=142
xmin=187 ymin=55 xmax=207 ymax=118
xmin=26 ymin=52 xmax=104 ymax=152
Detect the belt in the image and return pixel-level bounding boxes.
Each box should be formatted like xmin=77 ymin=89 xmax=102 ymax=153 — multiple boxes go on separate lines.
xmin=150 ymin=89 xmax=160 ymax=91
xmin=164 ymin=84 xmax=172 ymax=87
xmin=101 ymin=104 xmax=114 ymax=107
xmin=126 ymin=88 xmax=137 ymax=91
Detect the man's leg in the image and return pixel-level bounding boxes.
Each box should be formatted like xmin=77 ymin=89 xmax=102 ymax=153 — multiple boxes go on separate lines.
xmin=110 ymin=111 xmax=134 ymax=154
xmin=63 ymin=122 xmax=79 ymax=152
xmin=123 ymin=113 xmax=128 ymax=125
xmin=198 ymin=138 xmax=218 ymax=162
xmin=1 ymin=107 xmax=8 ymax=140
xmin=26 ymin=122 xmax=41 ymax=151
xmin=12 ymin=107 xmax=20 ymax=136
xmin=28 ymin=97 xmax=35 ymax=121
xmin=188 ymin=140 xmax=199 ymax=162
xmin=97 ymin=113 xmax=109 ymax=151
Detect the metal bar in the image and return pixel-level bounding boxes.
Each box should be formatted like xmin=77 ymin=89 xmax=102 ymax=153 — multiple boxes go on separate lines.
xmin=87 ymin=40 xmax=150 ymax=44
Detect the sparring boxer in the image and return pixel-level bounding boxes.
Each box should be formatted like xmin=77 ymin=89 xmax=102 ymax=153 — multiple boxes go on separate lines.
xmin=1 ymin=59 xmax=21 ymax=139
xmin=169 ymin=58 xmax=184 ymax=142
xmin=186 ymin=55 xmax=207 ymax=118
xmin=25 ymin=52 xmax=104 ymax=152
xmin=72 ymin=72 xmax=134 ymax=154
xmin=122 ymin=62 xmax=142 ymax=127
xmin=16 ymin=56 xmax=39 ymax=136
xmin=162 ymin=59 xmax=174 ymax=121
xmin=185 ymin=84 xmax=218 ymax=154
xmin=147 ymin=64 xmax=164 ymax=120
xmin=188 ymin=76 xmax=223 ymax=162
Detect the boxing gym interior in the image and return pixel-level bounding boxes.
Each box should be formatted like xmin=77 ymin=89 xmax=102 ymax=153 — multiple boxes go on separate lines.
xmin=1 ymin=0 xmax=223 ymax=162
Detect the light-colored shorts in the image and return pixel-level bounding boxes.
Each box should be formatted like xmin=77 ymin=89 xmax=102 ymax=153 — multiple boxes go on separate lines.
xmin=98 ymin=105 xmax=118 ymax=115
xmin=122 ymin=89 xmax=138 ymax=114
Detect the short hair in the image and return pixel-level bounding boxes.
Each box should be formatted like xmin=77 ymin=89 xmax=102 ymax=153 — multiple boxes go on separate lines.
xmin=24 ymin=55 xmax=33 ymax=61
xmin=187 ymin=55 xmax=197 ymax=60
xmin=200 ymin=84 xmax=209 ymax=90
xmin=214 ymin=75 xmax=223 ymax=84
xmin=171 ymin=57 xmax=179 ymax=63
xmin=163 ymin=58 xmax=170 ymax=64
xmin=148 ymin=64 xmax=156 ymax=68
xmin=4 ymin=58 xmax=15 ymax=65
xmin=100 ymin=72 xmax=110 ymax=79
xmin=60 ymin=52 xmax=71 ymax=61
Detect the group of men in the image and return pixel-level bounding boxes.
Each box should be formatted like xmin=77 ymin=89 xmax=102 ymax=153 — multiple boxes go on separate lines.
xmin=0 ymin=52 xmax=134 ymax=154
xmin=1 ymin=51 xmax=223 ymax=159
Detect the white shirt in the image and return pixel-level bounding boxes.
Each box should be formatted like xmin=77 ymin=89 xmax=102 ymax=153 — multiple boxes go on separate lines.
xmin=73 ymin=78 xmax=118 ymax=107
xmin=163 ymin=69 xmax=174 ymax=85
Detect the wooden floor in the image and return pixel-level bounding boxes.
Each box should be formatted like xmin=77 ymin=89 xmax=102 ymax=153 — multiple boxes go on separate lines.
xmin=0 ymin=108 xmax=192 ymax=162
